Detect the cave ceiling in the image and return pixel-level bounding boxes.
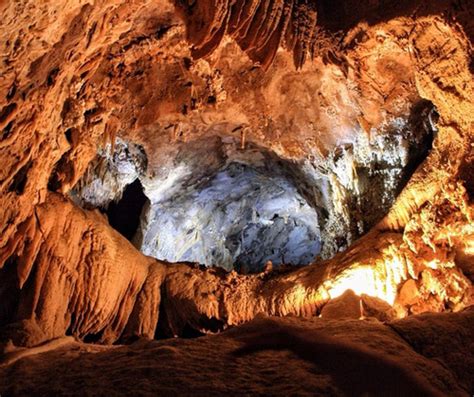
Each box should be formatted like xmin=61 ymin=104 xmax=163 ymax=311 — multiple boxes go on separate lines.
xmin=0 ymin=0 xmax=473 ymax=380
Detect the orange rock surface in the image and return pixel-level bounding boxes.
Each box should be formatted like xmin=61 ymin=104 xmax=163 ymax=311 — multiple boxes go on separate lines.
xmin=0 ymin=0 xmax=473 ymax=394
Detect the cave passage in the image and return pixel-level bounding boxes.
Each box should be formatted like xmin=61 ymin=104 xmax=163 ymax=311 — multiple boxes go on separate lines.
xmin=106 ymin=179 xmax=148 ymax=241
xmin=72 ymin=98 xmax=436 ymax=274
xmin=71 ymin=138 xmax=323 ymax=273
xmin=1 ymin=2 xmax=474 ymax=395
xmin=137 ymin=161 xmax=321 ymax=273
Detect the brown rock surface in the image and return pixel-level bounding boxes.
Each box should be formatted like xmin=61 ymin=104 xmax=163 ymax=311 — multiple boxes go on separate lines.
xmin=1 ymin=310 xmax=473 ymax=396
xmin=0 ymin=0 xmax=473 ymax=394
xmin=0 ymin=0 xmax=472 ymax=340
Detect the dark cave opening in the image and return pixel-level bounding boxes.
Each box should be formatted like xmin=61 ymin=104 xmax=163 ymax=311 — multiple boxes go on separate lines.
xmin=0 ymin=255 xmax=20 ymax=327
xmin=343 ymin=100 xmax=437 ymax=234
xmin=400 ymin=100 xmax=437 ymax=187
xmin=106 ymin=179 xmax=148 ymax=241
xmin=154 ymin=292 xmax=227 ymax=340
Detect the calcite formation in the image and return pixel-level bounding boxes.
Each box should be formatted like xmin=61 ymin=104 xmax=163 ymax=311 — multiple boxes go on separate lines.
xmin=71 ymin=105 xmax=434 ymax=271
xmin=0 ymin=4 xmax=473 ymax=395
xmin=176 ymin=0 xmax=319 ymax=69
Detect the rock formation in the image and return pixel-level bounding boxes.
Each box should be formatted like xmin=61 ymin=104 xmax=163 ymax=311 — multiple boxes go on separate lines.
xmin=0 ymin=0 xmax=473 ymax=395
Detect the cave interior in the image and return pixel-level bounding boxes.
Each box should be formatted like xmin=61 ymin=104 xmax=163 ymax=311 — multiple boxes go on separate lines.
xmin=0 ymin=0 xmax=473 ymax=395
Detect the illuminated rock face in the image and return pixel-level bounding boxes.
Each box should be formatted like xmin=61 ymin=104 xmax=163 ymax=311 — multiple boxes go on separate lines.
xmin=0 ymin=0 xmax=473 ymax=358
xmin=72 ymin=104 xmax=434 ymax=272
xmin=73 ymin=139 xmax=322 ymax=271
xmin=138 ymin=161 xmax=320 ymax=271
xmin=71 ymin=138 xmax=147 ymax=209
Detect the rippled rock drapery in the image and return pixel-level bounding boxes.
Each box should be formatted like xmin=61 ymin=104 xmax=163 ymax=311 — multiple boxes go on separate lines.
xmin=0 ymin=0 xmax=473 ymax=355
xmin=174 ymin=0 xmax=319 ymax=69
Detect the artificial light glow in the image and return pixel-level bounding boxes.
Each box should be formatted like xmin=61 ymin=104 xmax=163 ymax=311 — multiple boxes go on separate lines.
xmin=325 ymin=267 xmax=395 ymax=305
xmin=323 ymin=254 xmax=409 ymax=306
xmin=464 ymin=237 xmax=474 ymax=255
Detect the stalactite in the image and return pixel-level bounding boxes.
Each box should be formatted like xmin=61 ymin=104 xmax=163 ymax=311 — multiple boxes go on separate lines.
xmin=177 ymin=0 xmax=320 ymax=69
xmin=0 ymin=0 xmax=472 ymax=351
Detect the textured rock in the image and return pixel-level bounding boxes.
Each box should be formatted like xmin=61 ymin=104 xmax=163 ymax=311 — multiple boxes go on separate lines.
xmin=176 ymin=0 xmax=318 ymax=69
xmin=138 ymin=160 xmax=321 ymax=272
xmin=398 ymin=279 xmax=421 ymax=307
xmin=0 ymin=183 xmax=469 ymax=346
xmin=70 ymin=138 xmax=147 ymax=209
xmin=73 ymin=108 xmax=435 ymax=270
xmin=390 ymin=307 xmax=474 ymax=393
xmin=319 ymin=289 xmax=396 ymax=322
xmin=320 ymin=289 xmax=362 ymax=320
xmin=0 ymin=193 xmax=166 ymax=345
xmin=1 ymin=311 xmax=473 ymax=396
xmin=0 ymin=0 xmax=472 ymax=358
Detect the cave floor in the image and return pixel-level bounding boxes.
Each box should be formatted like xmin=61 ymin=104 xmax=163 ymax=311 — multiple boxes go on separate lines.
xmin=1 ymin=309 xmax=472 ymax=396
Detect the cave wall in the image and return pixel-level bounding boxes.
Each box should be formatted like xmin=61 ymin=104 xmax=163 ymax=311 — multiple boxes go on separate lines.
xmin=0 ymin=193 xmax=165 ymax=345
xmin=0 ymin=184 xmax=471 ymax=345
xmin=0 ymin=0 xmax=473 ymax=345
xmin=71 ymin=104 xmax=435 ymax=270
